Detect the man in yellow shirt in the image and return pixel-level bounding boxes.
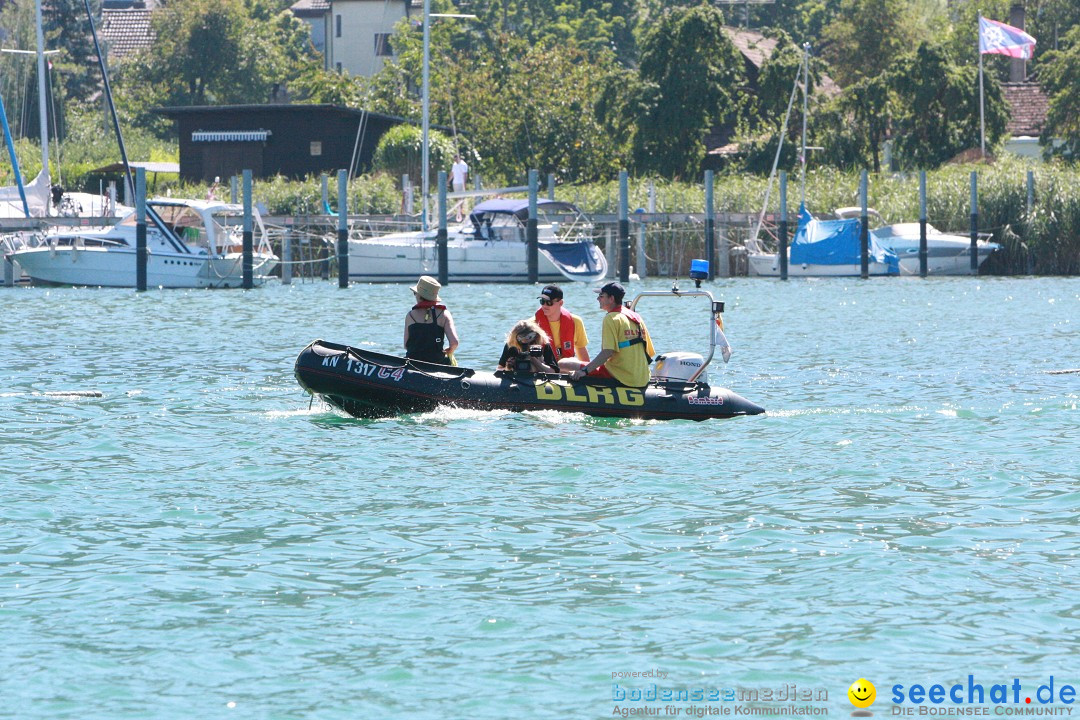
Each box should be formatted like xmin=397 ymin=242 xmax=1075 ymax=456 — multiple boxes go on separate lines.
xmin=569 ymin=282 xmax=655 ymax=387
xmin=534 ymin=284 xmax=590 ymax=372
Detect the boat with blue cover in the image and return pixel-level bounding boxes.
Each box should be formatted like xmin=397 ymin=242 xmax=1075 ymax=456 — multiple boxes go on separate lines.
xmin=748 ymin=204 xmax=900 ymax=277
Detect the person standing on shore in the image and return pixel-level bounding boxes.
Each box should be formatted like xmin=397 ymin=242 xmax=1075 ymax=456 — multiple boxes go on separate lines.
xmin=451 ymin=155 xmax=469 ymax=221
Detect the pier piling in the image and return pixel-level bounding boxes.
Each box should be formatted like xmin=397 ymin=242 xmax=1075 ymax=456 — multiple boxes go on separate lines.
xmin=437 ymin=171 xmax=448 ymax=284
xmin=337 ymin=169 xmax=348 ymax=288
xmin=705 ymin=170 xmax=715 ymax=281
xmin=779 ymin=171 xmax=789 ymax=281
xmin=970 ymin=171 xmax=979 ymax=274
xmin=859 ymin=170 xmax=869 ymax=279
xmin=243 ymin=170 xmax=254 ymax=290
xmin=919 ymin=171 xmax=928 ymax=277
xmin=527 ymin=170 xmax=538 ymax=284
xmin=618 ymin=171 xmax=629 ymax=283
xmin=136 ymin=168 xmax=147 ymax=292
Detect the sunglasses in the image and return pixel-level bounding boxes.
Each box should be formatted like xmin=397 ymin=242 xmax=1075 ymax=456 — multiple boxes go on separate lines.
xmin=517 ymin=333 xmax=538 ymax=343
xmin=539 ymin=298 xmax=556 ymax=306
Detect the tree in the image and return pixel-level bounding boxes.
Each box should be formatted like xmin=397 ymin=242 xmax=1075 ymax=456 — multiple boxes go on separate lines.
xmin=820 ymin=0 xmax=924 ymax=87
xmin=365 ymin=10 xmax=626 ymax=184
xmin=815 ymin=75 xmax=891 ymax=171
xmin=44 ymin=0 xmax=101 ymax=104
xmin=114 ymin=0 xmax=325 ymax=133
xmin=1039 ymin=24 xmax=1080 ymax=159
xmin=888 ymin=42 xmax=1008 ymax=168
xmin=372 ymin=125 xmax=456 ymax=185
xmin=631 ymin=3 xmax=746 ymax=179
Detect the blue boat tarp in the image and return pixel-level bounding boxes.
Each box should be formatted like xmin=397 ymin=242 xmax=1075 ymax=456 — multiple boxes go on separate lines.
xmin=538 ymin=240 xmax=607 ymax=282
xmin=789 ymin=204 xmax=899 ymax=273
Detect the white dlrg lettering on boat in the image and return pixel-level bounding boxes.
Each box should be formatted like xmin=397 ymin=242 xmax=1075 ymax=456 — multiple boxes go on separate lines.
xmin=321 ymin=355 xmax=341 ymax=368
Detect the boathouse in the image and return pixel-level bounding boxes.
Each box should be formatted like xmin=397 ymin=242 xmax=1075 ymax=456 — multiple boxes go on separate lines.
xmin=153 ymin=104 xmax=415 ymax=182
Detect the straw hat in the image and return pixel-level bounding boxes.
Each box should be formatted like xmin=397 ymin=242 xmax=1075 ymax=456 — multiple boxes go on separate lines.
xmin=411 ymin=275 xmax=442 ymax=302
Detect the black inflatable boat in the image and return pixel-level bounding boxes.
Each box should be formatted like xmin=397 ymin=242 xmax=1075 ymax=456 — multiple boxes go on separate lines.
xmin=294 ymin=341 xmax=764 ymax=421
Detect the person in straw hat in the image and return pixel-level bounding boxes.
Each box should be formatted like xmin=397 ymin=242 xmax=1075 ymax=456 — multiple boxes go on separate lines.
xmin=404 ymin=275 xmax=459 ymax=365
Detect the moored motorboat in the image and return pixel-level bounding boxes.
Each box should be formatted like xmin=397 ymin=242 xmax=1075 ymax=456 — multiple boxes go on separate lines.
xmin=747 ymin=204 xmax=900 ymax=277
xmin=10 ymin=197 xmax=278 ymax=288
xmin=294 ymin=280 xmax=764 ymax=421
xmin=347 ymin=198 xmax=607 ymax=283
xmin=833 ymin=207 xmax=1000 ymax=275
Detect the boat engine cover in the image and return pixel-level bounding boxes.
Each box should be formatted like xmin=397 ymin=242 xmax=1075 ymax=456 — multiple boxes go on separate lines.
xmin=652 ymin=352 xmax=706 ymax=383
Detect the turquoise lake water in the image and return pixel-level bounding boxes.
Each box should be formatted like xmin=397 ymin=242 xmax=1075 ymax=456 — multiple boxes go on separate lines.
xmin=2 ymin=276 xmax=1078 ymax=719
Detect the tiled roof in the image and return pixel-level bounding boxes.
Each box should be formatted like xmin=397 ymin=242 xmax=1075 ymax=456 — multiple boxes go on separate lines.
xmin=1002 ymin=82 xmax=1048 ymax=137
xmin=722 ymin=27 xmax=840 ymax=98
xmin=290 ymin=0 xmax=330 ymax=15
xmin=100 ymin=8 xmax=154 ymax=58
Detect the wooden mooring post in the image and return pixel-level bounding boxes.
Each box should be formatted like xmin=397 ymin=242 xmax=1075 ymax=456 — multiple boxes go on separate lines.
xmin=527 ymin=169 xmax=538 ymax=284
xmin=337 ymin=169 xmax=348 ymax=288
xmin=919 ymin=171 xmax=928 ymax=278
xmin=136 ymin=168 xmax=147 ymax=292
xmin=242 ymin=169 xmax=254 ymax=290
xmin=779 ymin=171 xmax=789 ymax=281
xmin=437 ymin=171 xmax=448 ymax=285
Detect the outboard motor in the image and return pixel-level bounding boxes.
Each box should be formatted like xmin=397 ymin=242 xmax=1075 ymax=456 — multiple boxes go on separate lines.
xmin=652 ymin=352 xmax=707 ymax=384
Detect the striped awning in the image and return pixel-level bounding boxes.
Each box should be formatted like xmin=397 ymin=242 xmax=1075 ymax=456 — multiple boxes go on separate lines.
xmin=191 ymin=130 xmax=271 ymax=142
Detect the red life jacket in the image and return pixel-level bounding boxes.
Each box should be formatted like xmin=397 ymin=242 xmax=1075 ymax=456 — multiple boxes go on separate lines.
xmin=413 ymin=301 xmax=446 ymax=311
xmin=534 ymin=307 xmax=576 ymax=359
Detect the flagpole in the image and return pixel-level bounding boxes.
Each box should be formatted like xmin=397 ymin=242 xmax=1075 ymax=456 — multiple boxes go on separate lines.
xmin=978 ymin=14 xmax=986 ymax=158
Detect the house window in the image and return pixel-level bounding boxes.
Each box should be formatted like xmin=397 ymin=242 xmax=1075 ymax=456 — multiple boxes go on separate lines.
xmin=335 ymin=15 xmax=341 ymax=37
xmin=310 ymin=141 xmax=322 ymax=157
xmin=374 ymin=33 xmax=392 ymax=57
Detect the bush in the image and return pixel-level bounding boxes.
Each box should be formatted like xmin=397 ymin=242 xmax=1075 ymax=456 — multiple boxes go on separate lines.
xmin=372 ymin=125 xmax=456 ymax=189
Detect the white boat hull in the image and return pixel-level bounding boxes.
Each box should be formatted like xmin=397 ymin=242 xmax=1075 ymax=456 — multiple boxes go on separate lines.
xmin=348 ymin=236 xmax=607 ymax=283
xmin=885 ymin=236 xmax=999 ymax=276
xmin=12 ymin=246 xmax=277 ymax=288
xmin=748 ymin=252 xmax=896 ymax=277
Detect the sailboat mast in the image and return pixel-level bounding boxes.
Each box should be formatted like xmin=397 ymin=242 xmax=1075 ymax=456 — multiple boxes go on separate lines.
xmin=421 ymin=0 xmax=430 ymax=231
xmin=800 ymin=43 xmax=808 ymax=207
xmin=35 ymin=0 xmax=49 ymax=180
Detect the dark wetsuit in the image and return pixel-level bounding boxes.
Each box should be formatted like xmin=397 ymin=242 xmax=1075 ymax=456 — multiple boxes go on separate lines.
xmin=405 ymin=308 xmax=450 ymax=365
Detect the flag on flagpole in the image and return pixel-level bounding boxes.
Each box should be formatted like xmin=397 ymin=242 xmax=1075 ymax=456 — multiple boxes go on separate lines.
xmin=979 ymin=16 xmax=1036 ymax=60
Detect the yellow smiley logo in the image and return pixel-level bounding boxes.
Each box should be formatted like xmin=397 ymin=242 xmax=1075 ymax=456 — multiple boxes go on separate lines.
xmin=848 ymin=678 xmax=876 ymax=708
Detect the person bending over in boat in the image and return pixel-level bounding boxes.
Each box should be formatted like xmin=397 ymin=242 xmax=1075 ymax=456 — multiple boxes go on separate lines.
xmin=568 ymin=282 xmax=655 ymax=387
xmin=498 ymin=319 xmax=559 ymax=374
xmin=405 ymin=275 xmax=459 ymax=366
xmin=535 ymin=284 xmax=590 ymax=372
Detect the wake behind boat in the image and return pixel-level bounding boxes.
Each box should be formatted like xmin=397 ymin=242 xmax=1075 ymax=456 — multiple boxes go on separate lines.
xmin=10 ymin=197 xmax=279 ymax=288
xmin=348 ymin=198 xmax=607 ymax=283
